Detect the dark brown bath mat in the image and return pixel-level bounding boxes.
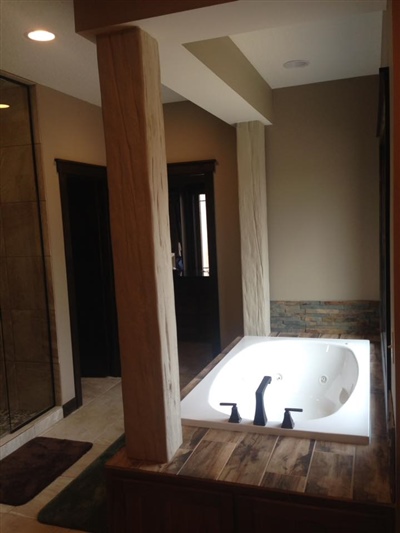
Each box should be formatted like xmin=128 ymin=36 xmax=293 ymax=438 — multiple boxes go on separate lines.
xmin=0 ymin=436 xmax=93 ymax=505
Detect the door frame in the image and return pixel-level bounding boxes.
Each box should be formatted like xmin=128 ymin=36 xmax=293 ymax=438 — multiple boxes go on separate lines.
xmin=167 ymin=160 xmax=221 ymax=355
xmin=56 ymin=159 xmax=120 ymax=408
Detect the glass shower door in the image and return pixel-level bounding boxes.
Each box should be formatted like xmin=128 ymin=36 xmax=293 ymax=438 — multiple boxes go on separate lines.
xmin=0 ymin=76 xmax=55 ymax=436
xmin=0 ymin=315 xmax=11 ymax=437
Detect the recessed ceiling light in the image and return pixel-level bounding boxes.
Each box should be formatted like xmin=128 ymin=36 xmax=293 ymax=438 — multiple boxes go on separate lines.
xmin=0 ymin=104 xmax=10 ymax=109
xmin=26 ymin=30 xmax=55 ymax=42
xmin=283 ymin=60 xmax=310 ymax=69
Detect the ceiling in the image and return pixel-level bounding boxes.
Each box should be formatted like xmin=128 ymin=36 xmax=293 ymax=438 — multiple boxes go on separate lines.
xmin=0 ymin=0 xmax=386 ymax=125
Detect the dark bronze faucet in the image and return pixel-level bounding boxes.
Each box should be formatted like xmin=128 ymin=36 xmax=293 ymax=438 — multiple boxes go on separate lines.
xmin=281 ymin=407 xmax=303 ymax=429
xmin=220 ymin=402 xmax=242 ymax=423
xmin=253 ymin=376 xmax=272 ymax=426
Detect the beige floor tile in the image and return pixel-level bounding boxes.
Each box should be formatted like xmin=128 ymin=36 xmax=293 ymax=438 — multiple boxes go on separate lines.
xmin=42 ymin=385 xmax=123 ymax=443
xmin=0 ymin=512 xmax=60 ymax=532
xmin=61 ymin=442 xmax=108 ymax=478
xmin=81 ymin=376 xmax=121 ymax=405
xmin=93 ymin=422 xmax=124 ymax=446
xmin=95 ymin=381 xmax=123 ymax=405
xmin=1 ymin=344 xmax=211 ymax=532
xmin=0 ymin=503 xmax=13 ymax=513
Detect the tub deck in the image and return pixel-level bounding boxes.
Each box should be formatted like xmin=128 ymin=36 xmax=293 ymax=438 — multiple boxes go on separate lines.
xmin=106 ymin=334 xmax=395 ymax=532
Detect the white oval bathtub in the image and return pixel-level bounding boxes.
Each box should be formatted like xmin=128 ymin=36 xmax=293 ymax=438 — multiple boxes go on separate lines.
xmin=181 ymin=337 xmax=370 ymax=444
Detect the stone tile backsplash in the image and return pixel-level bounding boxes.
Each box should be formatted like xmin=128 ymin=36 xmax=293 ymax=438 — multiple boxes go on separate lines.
xmin=271 ymin=300 xmax=380 ymax=337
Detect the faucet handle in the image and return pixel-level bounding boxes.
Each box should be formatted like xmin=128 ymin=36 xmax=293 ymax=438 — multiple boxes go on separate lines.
xmin=281 ymin=407 xmax=303 ymax=429
xmin=220 ymin=402 xmax=242 ymax=423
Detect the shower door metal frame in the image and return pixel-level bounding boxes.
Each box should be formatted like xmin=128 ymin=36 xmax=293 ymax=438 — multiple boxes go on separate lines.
xmin=377 ymin=66 xmax=392 ymax=428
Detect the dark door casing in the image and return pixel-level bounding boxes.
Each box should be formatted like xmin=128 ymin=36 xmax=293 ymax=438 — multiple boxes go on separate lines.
xmin=57 ymin=160 xmax=120 ymax=406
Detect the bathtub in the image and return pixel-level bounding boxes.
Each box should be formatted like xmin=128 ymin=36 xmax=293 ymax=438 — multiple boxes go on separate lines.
xmin=181 ymin=336 xmax=370 ymax=444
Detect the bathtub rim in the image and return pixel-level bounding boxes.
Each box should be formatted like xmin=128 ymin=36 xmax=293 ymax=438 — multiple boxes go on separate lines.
xmin=180 ymin=336 xmax=370 ymax=445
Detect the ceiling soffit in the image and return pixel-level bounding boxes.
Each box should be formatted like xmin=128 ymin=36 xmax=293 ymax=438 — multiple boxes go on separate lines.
xmin=73 ymin=0 xmax=386 ymax=125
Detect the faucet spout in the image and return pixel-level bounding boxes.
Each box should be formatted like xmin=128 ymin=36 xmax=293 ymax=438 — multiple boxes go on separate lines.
xmin=253 ymin=376 xmax=272 ymax=426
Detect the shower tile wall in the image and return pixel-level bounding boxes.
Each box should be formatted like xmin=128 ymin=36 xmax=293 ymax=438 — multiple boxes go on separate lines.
xmin=0 ymin=83 xmax=56 ymax=434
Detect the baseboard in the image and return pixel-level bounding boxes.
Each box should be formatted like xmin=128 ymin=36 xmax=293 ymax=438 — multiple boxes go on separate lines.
xmin=62 ymin=397 xmax=78 ymax=418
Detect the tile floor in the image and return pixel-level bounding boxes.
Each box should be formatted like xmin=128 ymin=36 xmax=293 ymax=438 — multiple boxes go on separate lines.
xmin=0 ymin=377 xmax=122 ymax=533
xmin=0 ymin=342 xmax=212 ymax=533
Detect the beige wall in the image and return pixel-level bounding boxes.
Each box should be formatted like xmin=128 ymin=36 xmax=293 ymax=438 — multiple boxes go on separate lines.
xmin=34 ymin=77 xmax=378 ymax=403
xmin=266 ymin=75 xmax=380 ymax=301
xmin=34 ymin=91 xmax=243 ymax=403
xmin=35 ymin=85 xmax=106 ymax=405
xmin=163 ymin=101 xmax=243 ymax=348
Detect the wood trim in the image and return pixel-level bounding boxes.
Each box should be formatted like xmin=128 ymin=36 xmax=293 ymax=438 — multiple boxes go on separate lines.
xmin=74 ymin=1 xmax=237 ymax=35
xmin=56 ymin=159 xmax=107 ymax=176
xmin=56 ymin=160 xmax=109 ymax=407
xmin=107 ymin=464 xmax=394 ymax=513
xmin=167 ymin=160 xmax=217 ymax=176
xmin=391 ymin=0 xmax=400 ymax=526
xmin=180 ymin=336 xmax=241 ymax=400
xmin=106 ymin=464 xmax=395 ymax=532
xmin=62 ymin=397 xmax=78 ymax=418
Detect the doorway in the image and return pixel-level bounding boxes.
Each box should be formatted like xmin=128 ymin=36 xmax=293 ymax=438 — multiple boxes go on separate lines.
xmin=168 ymin=160 xmax=221 ymax=356
xmin=57 ymin=160 xmax=120 ymax=407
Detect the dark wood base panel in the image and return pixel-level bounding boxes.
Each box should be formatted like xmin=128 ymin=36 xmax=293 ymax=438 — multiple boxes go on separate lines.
xmin=107 ymin=465 xmax=395 ymax=533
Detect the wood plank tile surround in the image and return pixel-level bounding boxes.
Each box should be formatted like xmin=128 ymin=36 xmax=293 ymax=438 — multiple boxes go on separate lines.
xmin=107 ymin=334 xmax=394 ymax=507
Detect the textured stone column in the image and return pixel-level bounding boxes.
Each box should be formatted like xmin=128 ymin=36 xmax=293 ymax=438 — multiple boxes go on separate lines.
xmin=237 ymin=121 xmax=270 ymax=335
xmin=97 ymin=27 xmax=182 ymax=462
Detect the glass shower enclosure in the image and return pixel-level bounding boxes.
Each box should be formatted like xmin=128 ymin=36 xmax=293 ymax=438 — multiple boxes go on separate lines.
xmin=0 ymin=76 xmax=55 ymax=437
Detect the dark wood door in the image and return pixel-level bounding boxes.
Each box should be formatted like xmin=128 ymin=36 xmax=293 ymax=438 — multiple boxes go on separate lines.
xmin=168 ymin=160 xmax=221 ymax=356
xmin=57 ymin=160 xmax=120 ymax=396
